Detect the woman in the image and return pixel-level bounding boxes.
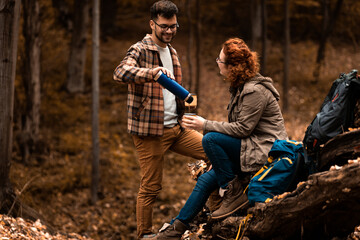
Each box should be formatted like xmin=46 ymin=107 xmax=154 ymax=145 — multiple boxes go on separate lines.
xmin=157 ymin=38 xmax=288 ymax=239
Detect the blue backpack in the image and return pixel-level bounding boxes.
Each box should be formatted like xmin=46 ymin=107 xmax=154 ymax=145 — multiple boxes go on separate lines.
xmin=247 ymin=140 xmax=305 ymax=205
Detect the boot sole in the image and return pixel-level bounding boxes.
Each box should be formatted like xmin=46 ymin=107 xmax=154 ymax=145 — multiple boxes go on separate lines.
xmin=211 ymin=200 xmax=249 ymax=219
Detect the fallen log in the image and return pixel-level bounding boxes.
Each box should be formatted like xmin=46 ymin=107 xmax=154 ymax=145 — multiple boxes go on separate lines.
xmin=209 ymin=161 xmax=360 ymax=240
xmin=319 ymin=129 xmax=360 ymax=170
xmin=246 ymin=161 xmax=360 ymax=239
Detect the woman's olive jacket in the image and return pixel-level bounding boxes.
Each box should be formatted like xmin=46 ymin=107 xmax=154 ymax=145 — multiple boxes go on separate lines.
xmin=203 ymin=74 xmax=288 ymax=172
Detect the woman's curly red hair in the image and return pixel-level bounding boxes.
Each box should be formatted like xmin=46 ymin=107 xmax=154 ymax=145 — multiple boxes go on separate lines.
xmin=223 ymin=38 xmax=259 ymax=88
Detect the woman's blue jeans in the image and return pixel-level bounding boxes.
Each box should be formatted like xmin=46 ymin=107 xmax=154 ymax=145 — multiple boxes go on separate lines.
xmin=174 ymin=132 xmax=241 ymax=224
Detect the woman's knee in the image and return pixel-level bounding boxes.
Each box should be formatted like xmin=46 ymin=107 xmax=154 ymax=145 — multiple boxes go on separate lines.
xmin=202 ymin=132 xmax=219 ymax=149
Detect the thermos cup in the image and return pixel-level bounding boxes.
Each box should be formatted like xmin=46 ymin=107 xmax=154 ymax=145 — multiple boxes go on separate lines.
xmin=154 ymin=71 xmax=193 ymax=104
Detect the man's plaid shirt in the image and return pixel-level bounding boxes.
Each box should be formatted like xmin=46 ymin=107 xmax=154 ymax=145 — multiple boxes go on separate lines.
xmin=113 ymin=34 xmax=185 ymax=136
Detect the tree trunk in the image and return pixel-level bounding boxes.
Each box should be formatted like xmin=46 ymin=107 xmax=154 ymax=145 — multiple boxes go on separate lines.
xmin=194 ymin=0 xmax=201 ymax=108
xmin=66 ymin=0 xmax=90 ymax=93
xmin=20 ymin=0 xmax=41 ymax=163
xmin=260 ymin=0 xmax=267 ymax=75
xmin=185 ymin=0 xmax=193 ymax=92
xmin=51 ymin=0 xmax=72 ymax=31
xmin=282 ymin=0 xmax=290 ymax=112
xmin=91 ymin=0 xmax=100 ymax=204
xmin=250 ymin=0 xmax=261 ymax=51
xmin=100 ymin=0 xmax=117 ymax=40
xmin=0 ymin=0 xmax=21 ymax=204
xmin=312 ymin=0 xmax=343 ymax=83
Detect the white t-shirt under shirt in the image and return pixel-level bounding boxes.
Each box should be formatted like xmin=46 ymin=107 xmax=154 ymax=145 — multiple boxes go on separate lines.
xmin=155 ymin=44 xmax=178 ymax=128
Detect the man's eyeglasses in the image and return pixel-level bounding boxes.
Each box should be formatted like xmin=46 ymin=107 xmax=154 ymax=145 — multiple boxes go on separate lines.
xmin=216 ymin=57 xmax=226 ymax=64
xmin=153 ymin=20 xmax=179 ymax=32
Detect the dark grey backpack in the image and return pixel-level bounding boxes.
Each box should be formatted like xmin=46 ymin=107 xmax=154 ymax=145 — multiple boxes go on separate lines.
xmin=303 ymin=69 xmax=360 ymax=171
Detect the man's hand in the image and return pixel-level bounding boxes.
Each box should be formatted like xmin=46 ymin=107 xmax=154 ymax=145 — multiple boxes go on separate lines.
xmin=152 ymin=67 xmax=175 ymax=80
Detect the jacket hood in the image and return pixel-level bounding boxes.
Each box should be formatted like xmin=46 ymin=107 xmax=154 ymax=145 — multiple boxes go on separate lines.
xmin=251 ymin=73 xmax=281 ymax=101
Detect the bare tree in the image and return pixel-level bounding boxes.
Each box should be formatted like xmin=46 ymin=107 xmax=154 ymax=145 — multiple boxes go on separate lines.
xmin=0 ymin=0 xmax=21 ymax=209
xmin=185 ymin=0 xmax=194 ymax=92
xmin=312 ymin=0 xmax=344 ymax=83
xmin=283 ymin=0 xmax=290 ymax=112
xmin=66 ymin=0 xmax=90 ymax=93
xmin=194 ymin=0 xmax=201 ymax=108
xmin=20 ymin=0 xmax=41 ymax=163
xmin=260 ymin=0 xmax=267 ymax=75
xmin=91 ymin=0 xmax=100 ymax=204
xmin=250 ymin=0 xmax=261 ymax=51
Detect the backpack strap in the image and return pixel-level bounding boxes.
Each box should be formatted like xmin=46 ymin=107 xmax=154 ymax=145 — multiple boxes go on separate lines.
xmin=235 ymin=213 xmax=253 ymax=240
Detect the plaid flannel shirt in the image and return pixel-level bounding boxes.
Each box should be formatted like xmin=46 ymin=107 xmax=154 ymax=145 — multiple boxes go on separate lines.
xmin=113 ymin=34 xmax=185 ymax=136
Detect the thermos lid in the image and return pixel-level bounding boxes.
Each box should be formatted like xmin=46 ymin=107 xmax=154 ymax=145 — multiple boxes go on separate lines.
xmin=154 ymin=70 xmax=163 ymax=81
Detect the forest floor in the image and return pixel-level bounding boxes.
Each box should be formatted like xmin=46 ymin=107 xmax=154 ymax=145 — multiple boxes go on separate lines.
xmin=9 ymin=32 xmax=360 ymax=240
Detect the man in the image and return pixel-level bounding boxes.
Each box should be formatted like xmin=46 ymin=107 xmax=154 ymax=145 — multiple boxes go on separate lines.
xmin=113 ymin=1 xmax=206 ymax=239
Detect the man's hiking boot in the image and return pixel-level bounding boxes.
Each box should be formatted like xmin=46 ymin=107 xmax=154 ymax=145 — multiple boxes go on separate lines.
xmin=157 ymin=219 xmax=188 ymax=240
xmin=211 ymin=176 xmax=249 ymax=219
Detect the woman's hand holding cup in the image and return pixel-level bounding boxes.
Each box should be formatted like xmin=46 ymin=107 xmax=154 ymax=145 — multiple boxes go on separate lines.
xmin=182 ymin=114 xmax=205 ymax=131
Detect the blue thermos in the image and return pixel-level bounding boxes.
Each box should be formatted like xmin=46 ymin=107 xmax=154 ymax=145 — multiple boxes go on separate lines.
xmin=154 ymin=71 xmax=193 ymax=104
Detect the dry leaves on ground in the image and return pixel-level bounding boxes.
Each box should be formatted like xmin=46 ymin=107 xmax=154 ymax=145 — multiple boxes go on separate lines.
xmin=0 ymin=214 xmax=92 ymax=240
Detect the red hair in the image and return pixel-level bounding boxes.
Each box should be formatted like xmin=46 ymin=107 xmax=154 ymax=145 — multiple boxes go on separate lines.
xmin=222 ymin=38 xmax=259 ymax=88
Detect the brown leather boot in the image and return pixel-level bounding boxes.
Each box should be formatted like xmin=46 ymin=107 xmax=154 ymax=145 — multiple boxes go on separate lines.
xmin=211 ymin=176 xmax=249 ymax=219
xmin=157 ymin=219 xmax=189 ymax=240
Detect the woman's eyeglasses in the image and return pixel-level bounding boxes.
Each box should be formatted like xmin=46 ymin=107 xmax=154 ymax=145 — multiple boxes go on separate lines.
xmin=216 ymin=57 xmax=226 ymax=64
xmin=153 ymin=20 xmax=179 ymax=32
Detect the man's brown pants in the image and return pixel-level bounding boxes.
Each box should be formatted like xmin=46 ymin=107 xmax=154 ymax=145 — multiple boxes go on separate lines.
xmin=132 ymin=125 xmax=206 ymax=238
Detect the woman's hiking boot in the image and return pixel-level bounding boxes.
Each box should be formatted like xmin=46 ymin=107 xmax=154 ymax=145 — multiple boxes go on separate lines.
xmin=157 ymin=219 xmax=189 ymax=240
xmin=211 ymin=176 xmax=249 ymax=219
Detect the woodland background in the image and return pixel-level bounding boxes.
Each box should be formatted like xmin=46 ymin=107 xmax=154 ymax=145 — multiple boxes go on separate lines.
xmin=1 ymin=0 xmax=360 ymax=239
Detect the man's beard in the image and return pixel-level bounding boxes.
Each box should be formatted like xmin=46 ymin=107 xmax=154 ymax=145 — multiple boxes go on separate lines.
xmin=155 ymin=31 xmax=176 ymax=44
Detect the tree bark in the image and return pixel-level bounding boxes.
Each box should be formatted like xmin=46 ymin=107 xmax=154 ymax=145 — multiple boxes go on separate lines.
xmin=260 ymin=0 xmax=267 ymax=75
xmin=319 ymin=129 xmax=360 ymax=171
xmin=20 ymin=0 xmax=41 ymax=163
xmin=211 ymin=162 xmax=360 ymax=239
xmin=250 ymin=0 xmax=261 ymax=51
xmin=282 ymin=0 xmax=290 ymax=112
xmin=0 ymin=0 xmax=21 ymax=203
xmin=66 ymin=0 xmax=90 ymax=93
xmin=91 ymin=0 xmax=100 ymax=204
xmin=312 ymin=0 xmax=343 ymax=83
xmin=246 ymin=162 xmax=360 ymax=240
xmin=194 ymin=0 xmax=201 ymax=108
xmin=185 ymin=0 xmax=193 ymax=92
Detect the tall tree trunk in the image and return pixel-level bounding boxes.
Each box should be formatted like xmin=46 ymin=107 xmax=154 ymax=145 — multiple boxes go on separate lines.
xmin=51 ymin=0 xmax=72 ymax=31
xmin=250 ymin=0 xmax=261 ymax=51
xmin=312 ymin=0 xmax=343 ymax=83
xmin=20 ymin=0 xmax=41 ymax=163
xmin=283 ymin=0 xmax=290 ymax=112
xmin=260 ymin=0 xmax=267 ymax=75
xmin=185 ymin=0 xmax=193 ymax=92
xmin=194 ymin=0 xmax=201 ymax=108
xmin=91 ymin=0 xmax=100 ymax=204
xmin=0 ymin=0 xmax=21 ymax=206
xmin=66 ymin=0 xmax=90 ymax=93
xmin=100 ymin=0 xmax=117 ymax=40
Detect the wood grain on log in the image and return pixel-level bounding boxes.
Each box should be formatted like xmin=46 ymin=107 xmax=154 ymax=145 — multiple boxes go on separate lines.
xmin=245 ymin=162 xmax=360 ymax=240
xmin=320 ymin=129 xmax=360 ymax=170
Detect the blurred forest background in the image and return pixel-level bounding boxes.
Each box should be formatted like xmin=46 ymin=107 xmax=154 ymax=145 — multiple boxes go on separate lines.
xmin=1 ymin=0 xmax=360 ymax=239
